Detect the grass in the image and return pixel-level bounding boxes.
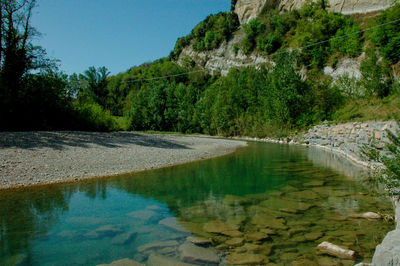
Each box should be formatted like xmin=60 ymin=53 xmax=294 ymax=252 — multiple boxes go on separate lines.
xmin=332 ymin=95 xmax=400 ymax=122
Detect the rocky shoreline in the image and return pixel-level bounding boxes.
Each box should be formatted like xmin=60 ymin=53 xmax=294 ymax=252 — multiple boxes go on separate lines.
xmin=0 ymin=131 xmax=247 ymax=190
xmin=235 ymin=120 xmax=400 ymax=265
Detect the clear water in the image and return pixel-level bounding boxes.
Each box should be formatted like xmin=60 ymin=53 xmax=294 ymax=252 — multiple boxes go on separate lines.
xmin=0 ymin=143 xmax=394 ymax=265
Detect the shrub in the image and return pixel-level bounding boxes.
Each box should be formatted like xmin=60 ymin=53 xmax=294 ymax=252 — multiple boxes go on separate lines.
xmin=370 ymin=4 xmax=400 ymax=64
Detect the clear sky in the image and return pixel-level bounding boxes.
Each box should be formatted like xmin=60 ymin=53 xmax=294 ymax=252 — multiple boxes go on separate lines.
xmin=31 ymin=0 xmax=230 ymax=75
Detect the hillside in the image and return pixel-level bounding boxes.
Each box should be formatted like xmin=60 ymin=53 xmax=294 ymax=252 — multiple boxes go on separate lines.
xmin=57 ymin=0 xmax=400 ymax=138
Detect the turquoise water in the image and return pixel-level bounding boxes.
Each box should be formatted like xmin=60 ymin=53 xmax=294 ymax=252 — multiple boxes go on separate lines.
xmin=0 ymin=143 xmax=394 ymax=265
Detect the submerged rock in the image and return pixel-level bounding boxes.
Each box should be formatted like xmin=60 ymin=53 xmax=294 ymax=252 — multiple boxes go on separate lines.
xmin=316 ymin=241 xmax=356 ymax=259
xmin=350 ymin=212 xmax=382 ymax=220
xmin=186 ymin=236 xmax=211 ymax=246
xmin=112 ymin=231 xmax=137 ymax=245
xmin=203 ymin=220 xmax=239 ymax=235
xmin=227 ymin=253 xmax=268 ymax=265
xmin=146 ymin=254 xmax=194 ymax=266
xmin=222 ymin=195 xmax=253 ymax=206
xmin=137 ymin=240 xmax=179 ymax=253
xmin=85 ymin=225 xmax=123 ymax=239
xmin=159 ymin=217 xmax=188 ymax=233
xmin=178 ymin=242 xmax=220 ymax=265
xmin=126 ymin=210 xmax=161 ymax=224
xmin=304 ymin=231 xmax=324 ymax=241
xmin=304 ymin=181 xmax=325 ymax=187
xmin=226 ymin=237 xmax=245 ymax=247
xmin=97 ymin=258 xmax=144 ymax=266
xmin=246 ymin=231 xmax=270 ymax=242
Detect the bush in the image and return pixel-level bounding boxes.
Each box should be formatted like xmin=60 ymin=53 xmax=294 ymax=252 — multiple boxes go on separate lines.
xmin=370 ymin=3 xmax=400 ymax=64
xmin=363 ymin=125 xmax=400 ymax=196
xmin=360 ymin=49 xmax=391 ymax=98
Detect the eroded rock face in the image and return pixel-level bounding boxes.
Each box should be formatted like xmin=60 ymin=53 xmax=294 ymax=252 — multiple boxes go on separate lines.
xmin=372 ymin=229 xmax=400 ymax=266
xmin=234 ymin=0 xmax=394 ymax=24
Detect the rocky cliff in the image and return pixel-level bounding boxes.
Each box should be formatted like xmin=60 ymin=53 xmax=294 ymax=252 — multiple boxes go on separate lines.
xmin=235 ymin=0 xmax=395 ymax=24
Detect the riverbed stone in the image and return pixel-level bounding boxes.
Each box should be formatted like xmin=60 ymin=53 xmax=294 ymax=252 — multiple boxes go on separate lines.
xmin=246 ymin=231 xmax=270 ymax=242
xmin=97 ymin=258 xmax=144 ymax=266
xmin=126 ymin=210 xmax=161 ymax=224
xmin=137 ymin=240 xmax=179 ymax=253
xmin=304 ymin=231 xmax=324 ymax=241
xmin=289 ymin=190 xmax=320 ymax=201
xmin=304 ymin=181 xmax=325 ymax=187
xmin=146 ymin=254 xmax=194 ymax=266
xmin=112 ymin=231 xmax=137 ymax=245
xmin=85 ymin=225 xmax=123 ymax=239
xmin=222 ymin=195 xmax=252 ymax=206
xmin=186 ymin=236 xmax=211 ymax=246
xmin=350 ymin=212 xmax=382 ymax=220
xmin=226 ymin=237 xmax=245 ymax=247
xmin=159 ymin=217 xmax=187 ymax=233
xmin=316 ymin=241 xmax=356 ymax=259
xmin=178 ymin=242 xmax=220 ymax=265
xmin=203 ymin=220 xmax=239 ymax=235
xmin=227 ymin=253 xmax=269 ymax=265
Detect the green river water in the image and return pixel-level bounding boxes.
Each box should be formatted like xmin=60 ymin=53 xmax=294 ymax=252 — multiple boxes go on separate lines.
xmin=0 ymin=143 xmax=394 ymax=265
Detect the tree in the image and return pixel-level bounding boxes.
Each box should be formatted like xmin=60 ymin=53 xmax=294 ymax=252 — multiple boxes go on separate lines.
xmin=0 ymin=0 xmax=38 ymax=98
xmin=79 ymin=66 xmax=110 ymax=107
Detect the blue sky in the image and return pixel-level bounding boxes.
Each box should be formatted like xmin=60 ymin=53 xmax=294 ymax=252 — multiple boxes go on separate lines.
xmin=31 ymin=0 xmax=230 ymax=75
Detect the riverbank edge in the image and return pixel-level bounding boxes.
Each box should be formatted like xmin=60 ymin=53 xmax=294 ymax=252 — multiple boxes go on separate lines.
xmin=0 ymin=132 xmax=247 ymax=191
xmin=232 ymin=120 xmax=400 ymax=266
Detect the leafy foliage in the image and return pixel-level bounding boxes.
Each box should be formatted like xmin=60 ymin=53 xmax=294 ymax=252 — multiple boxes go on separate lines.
xmin=170 ymin=12 xmax=239 ymax=59
xmin=370 ymin=3 xmax=400 ymax=64
xmin=363 ymin=125 xmax=400 ymax=196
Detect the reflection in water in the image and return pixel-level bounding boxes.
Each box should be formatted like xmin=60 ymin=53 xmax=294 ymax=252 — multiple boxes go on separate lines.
xmin=0 ymin=143 xmax=394 ymax=265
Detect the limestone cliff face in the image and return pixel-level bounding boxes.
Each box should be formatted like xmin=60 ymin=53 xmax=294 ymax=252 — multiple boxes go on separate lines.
xmin=235 ymin=0 xmax=395 ymax=24
xmin=178 ymin=0 xmax=395 ymax=76
xmin=178 ymin=34 xmax=271 ymax=76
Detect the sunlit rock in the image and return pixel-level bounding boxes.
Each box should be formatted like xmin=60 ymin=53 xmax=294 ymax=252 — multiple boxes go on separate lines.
xmin=178 ymin=242 xmax=220 ymax=265
xmin=316 ymin=241 xmax=356 ymax=259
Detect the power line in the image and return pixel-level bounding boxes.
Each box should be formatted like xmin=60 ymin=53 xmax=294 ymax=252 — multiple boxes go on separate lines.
xmin=124 ymin=17 xmax=400 ymax=83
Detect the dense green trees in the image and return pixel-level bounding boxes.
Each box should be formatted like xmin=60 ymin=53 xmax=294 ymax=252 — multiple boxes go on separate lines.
xmin=170 ymin=12 xmax=239 ymax=60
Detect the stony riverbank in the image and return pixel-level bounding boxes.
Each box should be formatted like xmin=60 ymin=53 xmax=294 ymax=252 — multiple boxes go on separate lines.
xmin=0 ymin=131 xmax=247 ymax=190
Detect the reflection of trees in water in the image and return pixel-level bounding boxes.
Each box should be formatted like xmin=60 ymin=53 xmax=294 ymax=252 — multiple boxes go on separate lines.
xmin=0 ymin=185 xmax=77 ymax=264
xmin=108 ymin=143 xmax=312 ymax=215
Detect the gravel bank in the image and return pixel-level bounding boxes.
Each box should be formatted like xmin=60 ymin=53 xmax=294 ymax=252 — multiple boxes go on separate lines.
xmin=0 ymin=131 xmax=247 ymax=190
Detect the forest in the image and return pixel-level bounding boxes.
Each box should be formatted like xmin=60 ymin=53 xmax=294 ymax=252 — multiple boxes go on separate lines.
xmin=0 ymin=0 xmax=399 ymax=137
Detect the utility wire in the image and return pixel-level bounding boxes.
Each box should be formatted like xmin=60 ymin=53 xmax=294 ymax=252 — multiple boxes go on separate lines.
xmin=125 ymin=17 xmax=400 ymax=83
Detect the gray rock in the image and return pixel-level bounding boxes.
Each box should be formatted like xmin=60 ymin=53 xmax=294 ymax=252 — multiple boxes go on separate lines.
xmin=146 ymin=254 xmax=194 ymax=266
xmin=97 ymin=258 xmax=144 ymax=266
xmin=85 ymin=225 xmax=123 ymax=239
xmin=158 ymin=217 xmax=188 ymax=233
xmin=178 ymin=242 xmax=220 ymax=265
xmin=126 ymin=210 xmax=161 ymax=224
xmin=112 ymin=231 xmax=138 ymax=245
xmin=137 ymin=240 xmax=179 ymax=254
xmin=372 ymin=229 xmax=400 ymax=266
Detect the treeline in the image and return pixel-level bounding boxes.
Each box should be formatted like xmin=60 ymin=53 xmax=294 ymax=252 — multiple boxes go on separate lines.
xmin=1 ymin=1 xmax=399 ymax=135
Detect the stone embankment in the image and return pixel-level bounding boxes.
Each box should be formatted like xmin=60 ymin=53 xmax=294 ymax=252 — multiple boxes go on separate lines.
xmin=304 ymin=120 xmax=400 ymax=266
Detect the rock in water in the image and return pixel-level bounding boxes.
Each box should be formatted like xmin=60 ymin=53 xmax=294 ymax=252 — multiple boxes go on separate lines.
xmin=227 ymin=253 xmax=268 ymax=265
xmin=316 ymin=241 xmax=356 ymax=259
xmin=97 ymin=258 xmax=144 ymax=266
xmin=159 ymin=217 xmax=188 ymax=233
xmin=350 ymin=212 xmax=382 ymax=220
xmin=178 ymin=242 xmax=220 ymax=265
xmin=111 ymin=231 xmax=137 ymax=245
xmin=361 ymin=212 xmax=381 ymax=219
xmin=186 ymin=236 xmax=211 ymax=246
xmin=137 ymin=240 xmax=179 ymax=253
xmin=146 ymin=254 xmax=195 ymax=266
